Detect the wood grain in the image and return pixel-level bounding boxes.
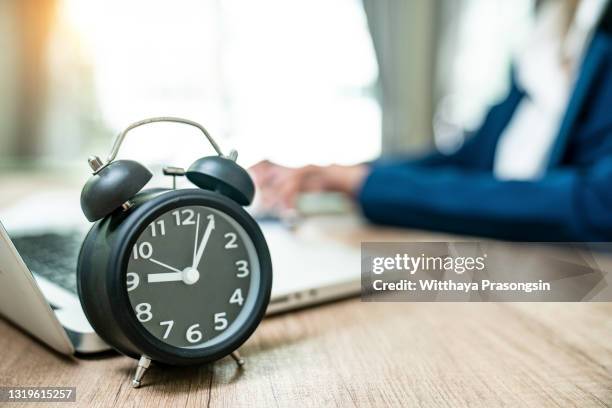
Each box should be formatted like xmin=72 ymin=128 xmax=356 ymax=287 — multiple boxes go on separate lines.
xmin=0 ymin=176 xmax=611 ymax=407
xmin=0 ymin=301 xmax=611 ymax=407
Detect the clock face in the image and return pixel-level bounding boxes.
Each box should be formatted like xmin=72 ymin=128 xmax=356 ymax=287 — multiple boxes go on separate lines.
xmin=126 ymin=205 xmax=260 ymax=349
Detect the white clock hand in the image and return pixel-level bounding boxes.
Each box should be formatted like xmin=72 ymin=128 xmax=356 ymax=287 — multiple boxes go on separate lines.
xmin=192 ymin=212 xmax=200 ymax=269
xmin=192 ymin=214 xmax=215 ymax=269
xmin=147 ymin=272 xmax=183 ymax=283
xmin=149 ymin=258 xmax=182 ymax=273
xmin=147 ymin=258 xmax=184 ymax=282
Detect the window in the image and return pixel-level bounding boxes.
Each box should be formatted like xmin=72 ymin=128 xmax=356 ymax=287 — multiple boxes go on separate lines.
xmin=50 ymin=0 xmax=380 ymax=169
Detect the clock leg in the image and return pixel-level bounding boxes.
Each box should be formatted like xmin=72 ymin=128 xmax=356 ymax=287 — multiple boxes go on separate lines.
xmin=230 ymin=350 xmax=245 ymax=367
xmin=132 ymin=355 xmax=152 ymax=388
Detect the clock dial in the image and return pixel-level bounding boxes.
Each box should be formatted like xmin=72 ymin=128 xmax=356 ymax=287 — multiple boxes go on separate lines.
xmin=126 ymin=205 xmax=260 ymax=349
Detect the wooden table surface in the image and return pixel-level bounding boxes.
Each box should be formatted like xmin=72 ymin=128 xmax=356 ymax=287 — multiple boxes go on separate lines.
xmin=1 ymin=174 xmax=611 ymax=407
xmin=1 ymin=302 xmax=611 ymax=407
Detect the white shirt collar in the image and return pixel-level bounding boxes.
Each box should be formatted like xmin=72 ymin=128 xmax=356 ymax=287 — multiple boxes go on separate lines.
xmin=563 ymin=0 xmax=609 ymax=63
xmin=515 ymin=0 xmax=608 ymax=112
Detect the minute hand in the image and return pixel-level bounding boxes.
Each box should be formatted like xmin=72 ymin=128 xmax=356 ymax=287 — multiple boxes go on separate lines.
xmin=192 ymin=216 xmax=215 ymax=269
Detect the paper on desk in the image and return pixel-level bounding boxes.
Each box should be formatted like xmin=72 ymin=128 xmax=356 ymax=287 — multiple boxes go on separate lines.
xmin=0 ymin=190 xmax=88 ymax=235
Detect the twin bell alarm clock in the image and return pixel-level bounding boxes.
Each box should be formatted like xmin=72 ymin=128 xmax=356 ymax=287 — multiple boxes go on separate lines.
xmin=77 ymin=117 xmax=272 ymax=388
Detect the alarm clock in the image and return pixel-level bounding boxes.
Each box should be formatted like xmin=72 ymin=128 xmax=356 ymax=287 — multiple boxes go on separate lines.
xmin=77 ymin=117 xmax=272 ymax=388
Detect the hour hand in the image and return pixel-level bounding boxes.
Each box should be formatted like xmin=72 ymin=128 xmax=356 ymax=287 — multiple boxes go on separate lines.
xmin=147 ymin=272 xmax=183 ymax=283
xmin=147 ymin=258 xmax=183 ymax=283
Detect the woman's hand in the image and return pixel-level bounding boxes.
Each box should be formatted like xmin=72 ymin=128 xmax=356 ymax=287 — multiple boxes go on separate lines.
xmin=249 ymin=160 xmax=368 ymax=210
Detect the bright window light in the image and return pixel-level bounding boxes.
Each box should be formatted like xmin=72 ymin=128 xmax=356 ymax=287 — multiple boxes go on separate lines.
xmin=53 ymin=0 xmax=380 ymax=169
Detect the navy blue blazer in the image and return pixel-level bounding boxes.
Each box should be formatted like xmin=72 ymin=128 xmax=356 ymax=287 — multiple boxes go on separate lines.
xmin=358 ymin=31 xmax=612 ymax=241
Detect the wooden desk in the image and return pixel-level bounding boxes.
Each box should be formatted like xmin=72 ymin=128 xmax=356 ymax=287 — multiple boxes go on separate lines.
xmin=1 ymin=302 xmax=611 ymax=407
xmin=1 ymin=176 xmax=611 ymax=407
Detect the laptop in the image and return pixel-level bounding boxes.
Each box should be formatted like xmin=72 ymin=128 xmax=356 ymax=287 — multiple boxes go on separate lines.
xmin=0 ymin=193 xmax=361 ymax=355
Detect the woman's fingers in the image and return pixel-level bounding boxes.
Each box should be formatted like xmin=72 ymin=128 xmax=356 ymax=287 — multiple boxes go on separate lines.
xmin=278 ymin=166 xmax=326 ymax=208
xmin=249 ymin=160 xmax=277 ymax=187
xmin=250 ymin=162 xmax=367 ymax=211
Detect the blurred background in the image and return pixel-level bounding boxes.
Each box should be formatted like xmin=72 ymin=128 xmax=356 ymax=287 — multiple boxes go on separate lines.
xmin=0 ymin=0 xmax=534 ymax=176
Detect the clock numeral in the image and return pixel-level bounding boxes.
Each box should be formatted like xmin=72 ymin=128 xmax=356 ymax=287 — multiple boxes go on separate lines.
xmin=149 ymin=220 xmax=166 ymax=237
xmin=126 ymin=272 xmax=140 ymax=291
xmin=186 ymin=323 xmax=203 ymax=343
xmin=132 ymin=242 xmax=153 ymax=260
xmin=229 ymin=288 xmax=244 ymax=306
xmin=172 ymin=209 xmax=196 ymax=226
xmin=159 ymin=320 xmax=174 ymax=339
xmin=235 ymin=260 xmax=249 ymax=278
xmin=224 ymin=232 xmax=238 ymax=249
xmin=135 ymin=303 xmax=153 ymax=322
xmin=214 ymin=312 xmax=228 ymax=331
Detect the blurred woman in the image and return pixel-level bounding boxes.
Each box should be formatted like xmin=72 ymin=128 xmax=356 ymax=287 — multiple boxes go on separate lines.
xmin=251 ymin=0 xmax=612 ymax=241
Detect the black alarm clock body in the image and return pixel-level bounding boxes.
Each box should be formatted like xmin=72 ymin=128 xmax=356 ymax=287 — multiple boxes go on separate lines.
xmin=76 ymin=118 xmax=272 ymax=386
xmin=78 ymin=188 xmax=272 ymax=365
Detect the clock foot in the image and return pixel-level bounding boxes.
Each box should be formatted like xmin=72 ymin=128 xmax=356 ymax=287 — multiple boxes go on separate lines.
xmin=131 ymin=355 xmax=152 ymax=388
xmin=230 ymin=351 xmax=245 ymax=367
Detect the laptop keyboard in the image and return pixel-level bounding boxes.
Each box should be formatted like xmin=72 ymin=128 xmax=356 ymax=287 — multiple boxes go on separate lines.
xmin=11 ymin=232 xmax=83 ymax=294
